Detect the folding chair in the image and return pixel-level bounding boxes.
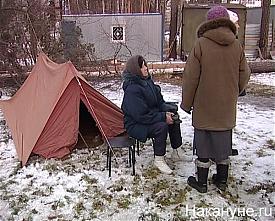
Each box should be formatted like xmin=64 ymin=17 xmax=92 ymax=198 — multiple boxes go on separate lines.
xmin=106 ymin=135 xmax=136 ymax=177
xmin=136 ymin=138 xmax=155 ymax=156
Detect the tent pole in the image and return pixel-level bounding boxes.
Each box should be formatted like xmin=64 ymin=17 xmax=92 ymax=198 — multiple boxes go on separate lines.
xmin=74 ymin=73 xmax=118 ymax=162
xmin=78 ymin=131 xmax=90 ymax=149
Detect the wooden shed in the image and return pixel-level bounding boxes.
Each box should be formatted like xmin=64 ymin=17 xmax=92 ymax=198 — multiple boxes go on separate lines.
xmin=180 ymin=3 xmax=247 ymax=60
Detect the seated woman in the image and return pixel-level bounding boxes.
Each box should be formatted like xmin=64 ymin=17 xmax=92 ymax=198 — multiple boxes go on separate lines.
xmin=121 ymin=55 xmax=183 ymax=174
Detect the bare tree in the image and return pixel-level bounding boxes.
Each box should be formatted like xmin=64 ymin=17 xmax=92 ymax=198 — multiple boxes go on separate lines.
xmin=0 ymin=0 xmax=67 ymax=86
xmin=66 ymin=0 xmax=166 ymax=14
xmin=259 ymin=0 xmax=271 ymax=59
xmin=212 ymin=0 xmax=222 ymax=3
xmin=0 ymin=0 xmax=24 ymax=85
xmin=196 ymin=0 xmax=208 ymax=3
xmin=68 ymin=0 xmax=78 ymax=14
xmin=168 ymin=0 xmax=178 ymax=59
xmin=88 ymin=0 xmax=103 ymax=14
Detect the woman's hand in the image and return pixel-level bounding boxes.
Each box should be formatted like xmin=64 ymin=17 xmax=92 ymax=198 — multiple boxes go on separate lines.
xmin=166 ymin=112 xmax=174 ymax=125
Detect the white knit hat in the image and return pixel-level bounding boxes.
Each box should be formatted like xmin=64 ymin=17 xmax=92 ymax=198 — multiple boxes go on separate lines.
xmin=227 ymin=10 xmax=239 ymax=23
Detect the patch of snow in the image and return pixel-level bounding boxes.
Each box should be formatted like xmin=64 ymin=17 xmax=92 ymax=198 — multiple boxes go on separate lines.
xmin=250 ymin=72 xmax=275 ymax=86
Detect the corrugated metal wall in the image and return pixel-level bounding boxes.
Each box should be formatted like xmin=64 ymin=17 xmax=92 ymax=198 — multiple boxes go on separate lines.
xmin=245 ymin=6 xmax=275 ymax=59
xmin=62 ymin=13 xmax=163 ymax=62
xmin=245 ymin=24 xmax=273 ymax=59
xmin=180 ymin=3 xmax=246 ymax=58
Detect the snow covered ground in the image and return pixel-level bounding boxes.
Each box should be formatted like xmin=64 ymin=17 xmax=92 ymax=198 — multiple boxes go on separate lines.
xmin=0 ymin=73 xmax=274 ymax=221
xmin=249 ymin=72 xmax=275 ymax=87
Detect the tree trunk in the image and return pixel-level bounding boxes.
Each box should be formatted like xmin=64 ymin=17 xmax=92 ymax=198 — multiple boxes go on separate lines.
xmin=259 ymin=0 xmax=271 ymax=59
xmin=96 ymin=0 xmax=103 ymax=14
xmin=150 ymin=0 xmax=156 ymax=12
xmin=132 ymin=0 xmax=141 ymax=13
xmin=78 ymin=0 xmax=86 ymax=14
xmin=127 ymin=0 xmax=131 ymax=13
xmin=143 ymin=0 xmax=148 ymax=13
xmin=87 ymin=0 xmax=94 ymax=13
xmin=69 ymin=0 xmax=78 ymax=14
xmin=197 ymin=0 xmax=208 ymax=3
xmin=248 ymin=60 xmax=275 ymax=73
xmin=159 ymin=0 xmax=166 ymax=15
xmin=169 ymin=0 xmax=178 ymax=59
xmin=102 ymin=0 xmax=110 ymax=13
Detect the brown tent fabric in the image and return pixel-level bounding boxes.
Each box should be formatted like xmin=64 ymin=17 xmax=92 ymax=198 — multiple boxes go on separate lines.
xmin=32 ymin=80 xmax=80 ymax=159
xmin=80 ymin=80 xmax=125 ymax=138
xmin=0 ymin=53 xmax=125 ymax=165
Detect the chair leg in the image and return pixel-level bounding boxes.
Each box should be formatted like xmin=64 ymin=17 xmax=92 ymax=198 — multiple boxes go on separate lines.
xmin=136 ymin=140 xmax=140 ymax=156
xmin=107 ymin=136 xmax=137 ymax=177
xmin=152 ymin=138 xmax=156 ymax=157
xmin=132 ymin=145 xmax=135 ymax=175
xmin=106 ymin=146 xmax=109 ymax=168
xmin=128 ymin=146 xmax=132 ymax=167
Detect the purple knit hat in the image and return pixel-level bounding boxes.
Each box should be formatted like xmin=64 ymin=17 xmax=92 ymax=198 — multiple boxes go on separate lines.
xmin=207 ymin=6 xmax=229 ymax=21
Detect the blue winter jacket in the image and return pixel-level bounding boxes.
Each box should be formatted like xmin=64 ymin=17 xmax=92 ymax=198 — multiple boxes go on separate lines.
xmin=121 ymin=72 xmax=167 ymax=142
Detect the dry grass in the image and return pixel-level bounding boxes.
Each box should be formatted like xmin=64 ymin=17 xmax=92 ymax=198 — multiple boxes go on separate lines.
xmin=246 ymin=83 xmax=275 ymax=97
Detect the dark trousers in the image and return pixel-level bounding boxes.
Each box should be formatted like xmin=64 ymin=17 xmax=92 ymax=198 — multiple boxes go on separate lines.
xmin=147 ymin=122 xmax=182 ymax=156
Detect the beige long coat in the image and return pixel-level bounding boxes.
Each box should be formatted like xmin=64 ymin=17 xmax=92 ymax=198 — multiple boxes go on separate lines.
xmin=181 ymin=18 xmax=251 ymax=130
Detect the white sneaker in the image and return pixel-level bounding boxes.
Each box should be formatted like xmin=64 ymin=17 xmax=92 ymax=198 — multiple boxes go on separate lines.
xmin=154 ymin=156 xmax=173 ymax=174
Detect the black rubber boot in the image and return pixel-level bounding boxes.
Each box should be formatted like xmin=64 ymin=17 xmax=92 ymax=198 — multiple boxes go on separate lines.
xmin=187 ymin=167 xmax=209 ymax=193
xmin=212 ymin=164 xmax=229 ymax=191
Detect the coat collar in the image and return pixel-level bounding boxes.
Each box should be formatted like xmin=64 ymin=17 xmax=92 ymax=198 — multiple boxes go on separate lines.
xmin=197 ymin=18 xmax=237 ymax=46
xmin=197 ymin=18 xmax=236 ymax=37
xmin=122 ymin=72 xmax=152 ymax=89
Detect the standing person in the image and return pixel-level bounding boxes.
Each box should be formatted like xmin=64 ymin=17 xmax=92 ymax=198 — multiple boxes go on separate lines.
xmin=181 ymin=6 xmax=250 ymax=192
xmin=227 ymin=9 xmax=246 ymax=99
xmin=227 ymin=9 xmax=245 ymax=156
xmin=121 ymin=55 xmax=183 ymax=174
xmin=227 ymin=10 xmax=240 ymax=34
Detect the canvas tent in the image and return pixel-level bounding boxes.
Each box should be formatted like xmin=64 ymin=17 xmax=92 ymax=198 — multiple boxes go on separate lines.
xmin=0 ymin=53 xmax=125 ymax=166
